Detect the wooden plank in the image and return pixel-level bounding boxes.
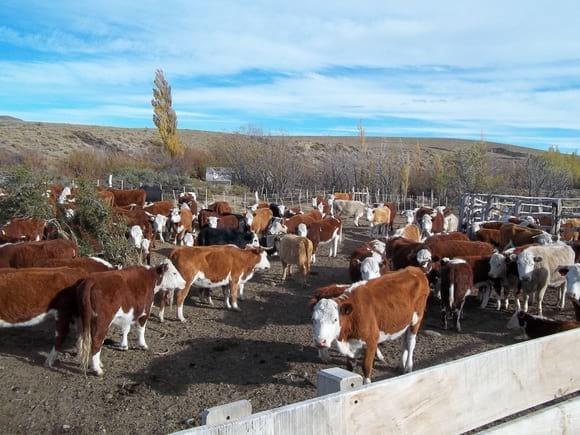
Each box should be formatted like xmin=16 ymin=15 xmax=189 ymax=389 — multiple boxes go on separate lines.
xmin=478 ymin=396 xmax=580 ymax=434
xmin=176 ymin=329 xmax=580 ymax=435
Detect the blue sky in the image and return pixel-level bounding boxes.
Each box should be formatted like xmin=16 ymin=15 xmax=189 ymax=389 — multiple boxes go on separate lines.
xmin=1 ymin=1 xmax=580 ymax=151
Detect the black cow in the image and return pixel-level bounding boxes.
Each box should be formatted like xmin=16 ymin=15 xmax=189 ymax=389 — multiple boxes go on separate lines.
xmin=197 ymin=228 xmax=259 ymax=249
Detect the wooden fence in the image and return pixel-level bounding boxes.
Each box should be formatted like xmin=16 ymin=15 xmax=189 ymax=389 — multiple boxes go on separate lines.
xmin=175 ymin=328 xmax=580 ymax=434
xmin=459 ymin=192 xmax=580 ymax=234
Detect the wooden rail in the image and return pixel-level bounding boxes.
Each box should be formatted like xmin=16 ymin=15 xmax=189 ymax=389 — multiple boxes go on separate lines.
xmin=175 ymin=328 xmax=580 ymax=434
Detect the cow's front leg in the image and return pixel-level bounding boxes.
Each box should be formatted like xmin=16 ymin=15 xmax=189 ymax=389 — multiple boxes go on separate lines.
xmin=362 ymin=340 xmax=378 ymax=384
xmin=136 ymin=317 xmax=149 ymax=350
xmin=229 ymin=282 xmax=241 ymax=311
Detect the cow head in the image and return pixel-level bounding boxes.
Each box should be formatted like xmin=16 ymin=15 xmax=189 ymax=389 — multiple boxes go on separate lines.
xmin=311 ymin=197 xmax=318 ymax=208
xmin=153 ymin=214 xmax=168 ymax=233
xmin=245 ymin=211 xmax=254 ymax=227
xmin=297 ymin=223 xmax=308 ymax=237
xmin=532 ymin=232 xmax=553 ymax=245
xmin=360 ymin=252 xmax=382 ymax=280
xmin=129 ymin=225 xmax=144 ymax=249
xmin=170 ymin=207 xmax=181 ymax=224
xmin=183 ymin=232 xmax=195 ymax=247
xmin=250 ymin=204 xmax=259 ymax=212
xmin=312 ymin=298 xmax=341 ymax=349
xmin=488 ymin=252 xmax=507 ymax=279
xmin=252 ymin=248 xmax=270 ymax=271
xmin=278 ymin=205 xmax=286 ymax=217
xmin=317 ymin=202 xmax=324 ymax=214
xmin=401 ymin=210 xmax=415 ymax=225
xmin=246 ymin=232 xmax=260 ymax=248
xmin=558 ymin=264 xmax=580 ymax=301
xmin=154 ymin=259 xmax=187 ymax=293
xmin=268 ymin=218 xmax=287 ymax=235
xmin=517 ymin=251 xmax=542 ymax=281
xmin=58 ymin=186 xmax=72 ymax=204
xmin=421 ymin=214 xmax=433 ymax=235
xmin=365 ymin=207 xmax=374 ymax=224
xmin=416 ymin=248 xmax=432 ymax=271
xmin=207 ymin=216 xmax=219 ymax=228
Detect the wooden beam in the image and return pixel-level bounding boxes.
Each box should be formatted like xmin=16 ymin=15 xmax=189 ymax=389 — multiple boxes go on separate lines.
xmin=175 ymin=329 xmax=580 ymax=435
xmin=478 ymin=395 xmax=580 ymax=434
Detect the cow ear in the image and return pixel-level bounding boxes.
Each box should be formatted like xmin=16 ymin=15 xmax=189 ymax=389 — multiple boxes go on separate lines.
xmin=534 ymin=256 xmax=543 ymax=263
xmin=340 ymin=303 xmax=353 ymax=315
xmin=557 ymin=266 xmax=570 ymax=276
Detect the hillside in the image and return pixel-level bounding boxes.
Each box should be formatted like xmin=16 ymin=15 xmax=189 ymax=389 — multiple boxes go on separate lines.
xmin=0 ymin=117 xmax=539 ymax=165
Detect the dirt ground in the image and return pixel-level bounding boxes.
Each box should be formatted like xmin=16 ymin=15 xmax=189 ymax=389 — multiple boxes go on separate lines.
xmin=0 ymin=219 xmax=574 ymax=434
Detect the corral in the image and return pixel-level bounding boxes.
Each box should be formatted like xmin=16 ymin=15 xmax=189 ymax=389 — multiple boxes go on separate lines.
xmin=0 ymin=205 xmax=577 ymax=434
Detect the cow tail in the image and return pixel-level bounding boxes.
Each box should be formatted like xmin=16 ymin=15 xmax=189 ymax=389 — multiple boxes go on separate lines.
xmin=78 ymin=279 xmax=94 ymax=374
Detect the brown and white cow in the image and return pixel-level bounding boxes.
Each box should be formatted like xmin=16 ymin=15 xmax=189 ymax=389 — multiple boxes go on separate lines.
xmin=144 ymin=200 xmax=177 ymax=217
xmin=0 ymin=267 xmax=89 ymax=367
xmin=167 ymin=246 xmax=270 ymax=320
xmin=170 ymin=205 xmax=194 ymax=245
xmin=349 ymin=240 xmax=387 ymax=282
xmin=297 ymin=217 xmax=342 ymax=261
xmin=108 ymin=188 xmax=146 ymax=208
xmin=0 ymin=218 xmax=47 ymax=243
xmin=393 ymin=224 xmax=421 ymax=242
xmin=0 ymin=239 xmax=77 ymax=268
xmin=439 ymin=258 xmax=474 ymax=331
xmin=312 ymin=266 xmax=430 ymax=383
xmin=77 ymin=260 xmax=186 ymax=376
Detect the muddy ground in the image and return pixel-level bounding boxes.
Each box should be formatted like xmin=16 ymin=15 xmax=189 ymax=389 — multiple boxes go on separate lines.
xmin=0 ymin=219 xmax=574 ymax=434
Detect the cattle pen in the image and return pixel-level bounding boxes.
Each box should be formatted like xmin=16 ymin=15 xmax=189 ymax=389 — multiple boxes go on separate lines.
xmin=176 ymin=328 xmax=580 ymax=434
xmin=459 ymin=192 xmax=580 ymax=234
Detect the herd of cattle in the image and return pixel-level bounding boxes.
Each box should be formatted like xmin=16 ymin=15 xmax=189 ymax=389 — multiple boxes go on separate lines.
xmin=2 ymin=185 xmax=580 ymax=385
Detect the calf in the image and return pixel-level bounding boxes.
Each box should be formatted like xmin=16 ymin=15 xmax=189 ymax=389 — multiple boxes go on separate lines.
xmin=0 ymin=239 xmax=77 ymax=268
xmin=274 ymin=235 xmax=313 ymax=284
xmin=197 ymin=227 xmax=259 ymax=249
xmin=0 ymin=267 xmax=89 ymax=367
xmin=365 ymin=207 xmax=391 ymax=237
xmin=167 ymin=246 xmax=270 ymax=319
xmin=330 ymin=200 xmax=365 ymax=226
xmin=516 ymin=244 xmax=575 ymax=315
xmin=507 ymin=310 xmax=580 ymax=339
xmin=78 ymin=260 xmax=186 ymax=375
xmin=487 ymin=251 xmax=521 ymax=310
xmin=108 ymin=188 xmax=146 ymax=208
xmin=312 ymin=266 xmax=430 ymax=383
xmin=171 ymin=205 xmax=194 ymax=245
xmin=349 ymin=240 xmax=387 ymax=282
xmin=439 ymin=258 xmax=474 ymax=331
xmin=0 ymin=218 xmax=47 ymax=243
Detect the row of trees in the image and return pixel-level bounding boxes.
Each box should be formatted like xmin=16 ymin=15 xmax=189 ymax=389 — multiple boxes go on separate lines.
xmin=150 ymin=69 xmax=580 ymax=200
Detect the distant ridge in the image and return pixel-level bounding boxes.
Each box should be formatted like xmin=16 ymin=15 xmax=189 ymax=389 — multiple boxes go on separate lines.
xmin=0 ymin=117 xmax=539 ymax=166
xmin=0 ymin=116 xmax=24 ymax=124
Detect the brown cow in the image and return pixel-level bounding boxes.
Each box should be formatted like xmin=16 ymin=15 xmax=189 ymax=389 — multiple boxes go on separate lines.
xmin=425 ymin=232 xmax=469 ymax=243
xmin=0 ymin=267 xmax=89 ymax=367
xmin=499 ymin=223 xmax=548 ymax=249
xmin=98 ymin=190 xmax=115 ymax=207
xmin=77 ymin=260 xmax=186 ymax=375
xmin=332 ymin=192 xmax=352 ymax=201
xmin=282 ymin=214 xmax=317 ymax=234
xmin=0 ymin=218 xmax=47 ymax=243
xmin=28 ymin=256 xmax=115 ymax=273
xmin=198 ymin=209 xmax=220 ymax=228
xmin=166 ymin=246 xmax=270 ymax=320
xmin=108 ymin=188 xmax=146 ymax=208
xmin=171 ymin=206 xmax=194 ymax=245
xmin=439 ymin=258 xmax=474 ymax=331
xmin=312 ymin=266 xmax=430 ymax=383
xmin=393 ymin=224 xmax=421 ymax=242
xmin=208 ymin=201 xmax=232 ymax=215
xmin=0 ymin=239 xmax=77 ymax=268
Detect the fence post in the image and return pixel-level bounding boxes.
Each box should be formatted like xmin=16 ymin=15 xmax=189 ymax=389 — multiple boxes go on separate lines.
xmin=551 ymin=199 xmax=562 ymax=236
